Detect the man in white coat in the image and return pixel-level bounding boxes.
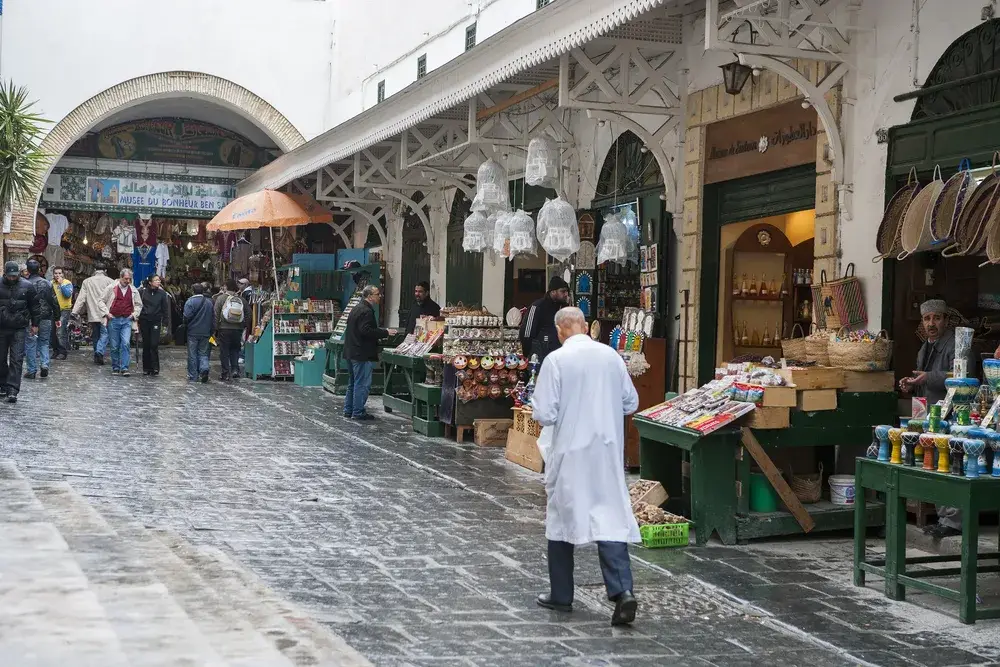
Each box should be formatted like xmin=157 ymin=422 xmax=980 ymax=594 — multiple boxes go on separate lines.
xmin=530 ymin=307 xmax=641 ymax=626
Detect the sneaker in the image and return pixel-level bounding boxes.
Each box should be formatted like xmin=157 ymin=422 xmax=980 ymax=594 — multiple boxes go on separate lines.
xmin=23 ymin=372 xmax=35 ymax=380
xmin=152 ymin=370 xmax=159 ymax=376
xmin=200 ymin=371 xmax=209 ymax=384
xmin=40 ymin=368 xmax=48 ymax=379
xmin=95 ymin=354 xmax=105 ymax=366
xmin=111 ymin=370 xmax=120 ymax=376
xmin=57 ymin=352 xmax=67 ymax=360
xmin=220 ymin=373 xmax=230 ymax=382
xmin=353 ymin=414 xmax=376 ymax=421
xmin=121 ymin=370 xmax=131 ymax=378
xmin=6 ymin=394 xmax=17 ymax=404
xmin=0 ymin=387 xmax=7 ymax=397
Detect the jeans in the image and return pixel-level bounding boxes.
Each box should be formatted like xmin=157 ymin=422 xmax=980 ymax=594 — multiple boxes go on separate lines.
xmin=91 ymin=322 xmax=109 ymax=356
xmin=0 ymin=329 xmax=26 ymax=395
xmin=217 ymin=328 xmax=242 ymax=378
xmin=187 ymin=335 xmax=211 ymax=380
xmin=139 ymin=319 xmax=161 ymax=373
xmin=51 ymin=311 xmax=70 ymax=355
xmin=344 ymin=360 xmax=374 ymax=417
xmin=108 ymin=317 xmax=133 ymax=372
xmin=25 ymin=319 xmax=52 ymax=374
xmin=547 ymin=540 xmax=633 ymax=605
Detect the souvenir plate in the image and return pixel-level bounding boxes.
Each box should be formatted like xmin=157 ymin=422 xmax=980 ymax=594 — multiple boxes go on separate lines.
xmin=456 ymin=370 xmax=469 ymax=382
xmin=481 ymin=356 xmax=495 ymax=370
xmin=453 ymin=355 xmax=468 ymax=369
xmin=476 ymin=384 xmax=489 ymax=399
xmin=590 ymin=319 xmax=601 ymax=340
xmin=467 ymin=357 xmax=480 ymax=369
xmin=609 ymin=325 xmax=625 ymax=351
xmin=506 ymin=307 xmax=522 ymax=327
xmin=576 ymin=296 xmax=591 ymax=318
xmin=505 ymin=353 xmax=521 ymax=368
xmin=489 ymin=371 xmax=500 ymax=384
xmin=489 ymin=385 xmax=503 ymax=399
xmin=494 ymin=357 xmax=506 ymax=369
xmin=575 ymin=271 xmax=593 ymax=295
xmin=508 ymin=369 xmax=520 ymax=384
xmin=517 ymin=358 xmax=529 ymax=370
xmin=474 ymin=369 xmax=488 ymax=383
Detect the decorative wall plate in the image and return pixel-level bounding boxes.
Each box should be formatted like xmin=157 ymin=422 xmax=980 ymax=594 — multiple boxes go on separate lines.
xmin=610 ymin=325 xmax=625 ymax=351
xmin=576 ymin=241 xmax=596 ymax=269
xmin=576 ymin=296 xmax=591 ymax=318
xmin=590 ymin=319 xmax=601 ymax=340
xmin=453 ymin=355 xmax=468 ymax=369
xmin=506 ymin=307 xmax=522 ymax=327
xmin=467 ymin=357 xmax=480 ymax=369
xmin=575 ymin=271 xmax=593 ymax=295
xmin=481 ymin=356 xmax=495 ymax=370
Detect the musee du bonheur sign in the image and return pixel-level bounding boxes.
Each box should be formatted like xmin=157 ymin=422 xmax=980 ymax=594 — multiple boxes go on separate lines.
xmin=41 ymin=169 xmax=238 ymax=218
xmin=704 ymin=101 xmax=819 ymax=184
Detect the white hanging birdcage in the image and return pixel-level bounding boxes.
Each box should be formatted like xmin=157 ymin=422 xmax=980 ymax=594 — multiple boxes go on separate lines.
xmin=484 ymin=210 xmax=500 ymax=251
xmin=596 ymin=212 xmax=629 ymax=265
xmin=492 ymin=210 xmax=514 ymax=256
xmin=471 ymin=159 xmax=509 ymax=212
xmin=537 ymin=196 xmax=579 ymax=262
xmin=508 ymin=209 xmax=536 ymax=257
xmin=525 ymin=135 xmax=560 ymax=188
xmin=463 ymin=210 xmax=490 ymax=252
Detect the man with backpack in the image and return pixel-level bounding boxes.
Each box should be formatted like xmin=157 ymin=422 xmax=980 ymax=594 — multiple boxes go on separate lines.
xmin=183 ymin=283 xmax=214 ymax=383
xmin=213 ymin=278 xmax=249 ymax=382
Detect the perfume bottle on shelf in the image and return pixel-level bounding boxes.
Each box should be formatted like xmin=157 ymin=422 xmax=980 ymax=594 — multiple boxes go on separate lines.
xmin=732 ymin=275 xmax=741 ymax=297
xmin=775 ymin=321 xmax=783 ymax=343
xmin=740 ymin=273 xmax=749 ymax=297
xmin=759 ymin=273 xmax=768 ymax=297
xmin=762 ymin=323 xmax=772 ymax=346
xmin=741 ymin=321 xmax=750 ymax=345
xmin=780 ymin=273 xmax=789 ymax=297
xmin=770 ymin=276 xmax=779 ymax=297
xmin=751 ymin=327 xmax=760 ymax=346
xmin=749 ymin=274 xmax=758 ymax=296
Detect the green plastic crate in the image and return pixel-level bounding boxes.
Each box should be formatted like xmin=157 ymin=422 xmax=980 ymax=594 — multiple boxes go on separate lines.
xmin=639 ymin=522 xmax=690 ymax=548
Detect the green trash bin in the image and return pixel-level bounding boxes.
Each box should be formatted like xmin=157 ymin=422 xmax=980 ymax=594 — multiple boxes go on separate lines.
xmin=749 ymin=472 xmax=779 ymax=513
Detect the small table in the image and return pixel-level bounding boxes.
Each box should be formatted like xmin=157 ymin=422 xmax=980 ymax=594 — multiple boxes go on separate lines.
xmin=412 ymin=382 xmax=444 ymax=437
xmin=854 ymin=458 xmax=1000 ymax=624
xmin=379 ymin=350 xmax=426 ymax=416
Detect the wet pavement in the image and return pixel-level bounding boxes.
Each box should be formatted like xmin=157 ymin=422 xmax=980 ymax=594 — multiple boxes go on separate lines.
xmin=1 ymin=348 xmax=998 ymax=666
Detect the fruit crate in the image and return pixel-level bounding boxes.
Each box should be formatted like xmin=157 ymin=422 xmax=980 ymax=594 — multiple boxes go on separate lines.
xmin=639 ymin=522 xmax=690 ymax=548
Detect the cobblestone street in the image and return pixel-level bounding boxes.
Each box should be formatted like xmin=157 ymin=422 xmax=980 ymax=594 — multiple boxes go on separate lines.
xmin=1 ymin=349 xmax=998 ymax=666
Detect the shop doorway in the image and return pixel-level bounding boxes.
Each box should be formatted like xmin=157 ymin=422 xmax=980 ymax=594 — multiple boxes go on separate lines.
xmin=446 ymin=189 xmax=482 ymax=307
xmin=699 ymin=164 xmax=817 ymax=383
xmin=398 ymin=206 xmax=431 ymax=325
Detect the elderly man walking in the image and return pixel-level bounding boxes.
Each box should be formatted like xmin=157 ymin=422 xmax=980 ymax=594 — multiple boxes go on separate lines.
xmin=531 ymin=307 xmax=640 ymax=626
xmin=72 ymin=262 xmax=114 ymax=364
xmin=101 ymin=269 xmax=142 ymax=377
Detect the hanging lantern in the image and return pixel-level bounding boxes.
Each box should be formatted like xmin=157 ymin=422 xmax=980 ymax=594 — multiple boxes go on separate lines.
xmin=472 ymin=159 xmax=510 ymax=212
xmin=720 ymin=58 xmax=752 ymax=95
xmin=462 ymin=210 xmax=490 ymax=252
xmin=596 ymin=212 xmax=629 ymax=265
xmin=537 ymin=196 xmax=579 ymax=262
xmin=509 ymin=209 xmax=536 ymax=257
xmin=525 ymin=135 xmax=560 ymax=188
xmin=492 ymin=210 xmax=514 ymax=256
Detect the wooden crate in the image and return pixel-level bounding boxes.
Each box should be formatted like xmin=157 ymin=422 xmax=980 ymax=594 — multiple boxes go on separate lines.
xmin=761 ymin=385 xmax=797 ymax=407
xmin=511 ymin=407 xmax=542 ymax=437
xmin=778 ymin=366 xmax=846 ymax=390
xmin=798 ymin=388 xmax=838 ymax=412
xmin=843 ymin=370 xmax=895 ymax=393
xmin=505 ymin=429 xmax=543 ymax=472
xmin=745 ymin=406 xmax=791 ymax=429
xmin=474 ymin=418 xmax=513 ymax=447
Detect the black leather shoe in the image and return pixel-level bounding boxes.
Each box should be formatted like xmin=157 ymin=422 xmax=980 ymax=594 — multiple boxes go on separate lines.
xmin=611 ymin=591 xmax=637 ymax=626
xmin=6 ymin=394 xmax=17 ymax=404
xmin=40 ymin=368 xmax=48 ymax=378
xmin=0 ymin=387 xmax=8 ymax=397
xmin=23 ymin=372 xmax=35 ymax=380
xmin=536 ymin=593 xmax=572 ymax=612
xmin=354 ymin=414 xmax=376 ymax=421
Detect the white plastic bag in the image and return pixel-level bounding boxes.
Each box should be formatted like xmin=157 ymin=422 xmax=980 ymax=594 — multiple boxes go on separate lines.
xmin=525 ymin=135 xmax=560 ymax=188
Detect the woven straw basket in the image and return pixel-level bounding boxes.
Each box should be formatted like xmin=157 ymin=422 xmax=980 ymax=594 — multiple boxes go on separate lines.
xmin=827 ymin=329 xmax=892 ymax=372
xmin=897 ymin=166 xmax=945 ymax=259
xmin=874 ymin=168 xmax=921 ymax=263
xmin=789 ymin=463 xmax=823 ymax=504
xmin=944 ymin=152 xmax=1000 ymax=258
xmin=781 ymin=323 xmax=807 ymax=361
xmin=804 ymin=328 xmax=831 ymax=366
xmin=930 ymin=159 xmax=974 ymax=243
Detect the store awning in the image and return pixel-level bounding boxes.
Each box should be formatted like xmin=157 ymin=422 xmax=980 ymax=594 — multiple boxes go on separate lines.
xmin=237 ymin=0 xmax=674 ymax=195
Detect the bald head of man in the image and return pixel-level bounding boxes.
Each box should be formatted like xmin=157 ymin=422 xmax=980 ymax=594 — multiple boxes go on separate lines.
xmin=554 ymin=307 xmax=588 ymax=344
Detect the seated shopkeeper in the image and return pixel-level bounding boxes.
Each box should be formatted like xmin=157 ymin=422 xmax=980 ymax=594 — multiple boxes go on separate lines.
xmin=899 ymin=299 xmax=976 ymax=539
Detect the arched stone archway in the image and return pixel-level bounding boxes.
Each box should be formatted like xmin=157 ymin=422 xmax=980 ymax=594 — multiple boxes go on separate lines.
xmin=8 ymin=71 xmax=306 ymax=245
xmin=912 ymin=18 xmax=1000 ymax=121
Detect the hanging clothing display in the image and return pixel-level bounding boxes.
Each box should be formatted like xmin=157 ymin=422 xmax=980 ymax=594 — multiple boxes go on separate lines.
xmin=155 ymin=243 xmax=170 ymax=278
xmin=44 ymin=213 xmax=69 ymax=247
xmin=230 ymin=237 xmax=252 ymax=278
xmin=114 ymin=224 xmax=135 ymax=254
xmin=215 ymin=231 xmax=237 ymax=261
xmin=133 ymin=244 xmax=158 ymax=287
xmin=187 ymin=219 xmax=200 ymax=236
xmin=135 ymin=219 xmax=157 ymax=248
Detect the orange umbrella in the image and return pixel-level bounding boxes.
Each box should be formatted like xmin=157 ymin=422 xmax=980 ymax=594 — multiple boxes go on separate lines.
xmin=206 ymin=189 xmax=332 ymax=232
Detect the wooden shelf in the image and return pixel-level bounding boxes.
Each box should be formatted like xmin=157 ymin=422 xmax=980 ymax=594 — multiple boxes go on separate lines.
xmin=735 ymin=344 xmax=781 ymax=351
xmin=732 ymin=295 xmax=786 ymax=302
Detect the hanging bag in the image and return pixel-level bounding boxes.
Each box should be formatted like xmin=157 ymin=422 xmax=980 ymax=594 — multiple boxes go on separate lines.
xmin=825 ymin=263 xmax=867 ymax=330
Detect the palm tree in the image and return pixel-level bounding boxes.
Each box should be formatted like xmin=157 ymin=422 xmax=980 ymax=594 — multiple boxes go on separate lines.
xmin=0 ymin=82 xmax=48 ymax=235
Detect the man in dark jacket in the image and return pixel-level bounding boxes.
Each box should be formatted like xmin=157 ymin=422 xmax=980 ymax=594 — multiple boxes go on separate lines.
xmin=343 ymin=285 xmax=396 ymax=420
xmin=183 ymin=282 xmax=215 ymax=383
xmin=138 ymin=275 xmax=170 ymax=376
xmin=24 ymin=259 xmax=58 ymax=380
xmin=404 ymin=281 xmax=441 ymax=334
xmin=0 ymin=261 xmax=42 ymax=403
xmin=519 ymin=275 xmax=571 ymax=365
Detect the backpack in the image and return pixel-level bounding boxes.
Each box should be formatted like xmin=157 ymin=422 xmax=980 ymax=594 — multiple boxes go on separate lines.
xmin=222 ymin=294 xmax=244 ymax=324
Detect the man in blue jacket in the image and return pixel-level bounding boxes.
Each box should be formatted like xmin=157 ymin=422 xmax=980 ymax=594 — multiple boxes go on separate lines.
xmin=183 ymin=282 xmax=215 ymax=383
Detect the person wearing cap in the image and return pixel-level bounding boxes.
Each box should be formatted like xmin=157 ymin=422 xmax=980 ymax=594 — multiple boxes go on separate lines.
xmin=0 ymin=261 xmax=42 ymax=403
xmin=900 ymin=299 xmax=974 ymax=539
xmin=22 ymin=259 xmax=58 ymax=380
xmin=519 ymin=275 xmax=571 ymax=365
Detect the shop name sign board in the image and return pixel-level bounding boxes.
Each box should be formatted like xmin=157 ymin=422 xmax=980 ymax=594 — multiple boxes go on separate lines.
xmin=704 ymin=102 xmax=819 ymax=184
xmin=41 ymin=169 xmax=237 ymax=218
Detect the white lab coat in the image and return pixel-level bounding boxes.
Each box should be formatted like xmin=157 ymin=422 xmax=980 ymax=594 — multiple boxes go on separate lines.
xmin=531 ymin=334 xmax=641 ymax=545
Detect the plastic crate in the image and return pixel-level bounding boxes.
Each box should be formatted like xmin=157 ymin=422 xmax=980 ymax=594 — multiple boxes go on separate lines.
xmin=639 ymin=522 xmax=690 ymax=548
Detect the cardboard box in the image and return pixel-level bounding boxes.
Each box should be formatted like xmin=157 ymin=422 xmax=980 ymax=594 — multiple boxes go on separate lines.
xmin=474 ymin=418 xmax=513 ymax=447
xmin=843 ymin=370 xmax=895 ymax=393
xmin=797 ymin=388 xmax=838 ymax=412
xmin=745 ymin=406 xmax=791 ymax=429
xmin=778 ymin=366 xmax=846 ymax=390
xmin=505 ymin=429 xmax=543 ymax=472
xmin=761 ymin=385 xmax=797 ymax=407
xmin=630 ymin=481 xmax=669 ymax=508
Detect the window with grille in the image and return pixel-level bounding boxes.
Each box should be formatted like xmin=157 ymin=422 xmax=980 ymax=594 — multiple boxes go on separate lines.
xmin=465 ymin=23 xmax=477 ymax=51
xmin=537 ymin=0 xmax=553 ymax=8
xmin=377 ymin=80 xmax=385 ymax=103
xmin=417 ymin=54 xmax=427 ymax=79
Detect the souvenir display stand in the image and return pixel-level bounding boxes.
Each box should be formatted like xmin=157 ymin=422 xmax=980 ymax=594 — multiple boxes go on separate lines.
xmin=635 ymin=374 xmax=895 ymax=546
xmin=294 ymin=347 xmax=329 ymax=387
xmin=853 ymin=458 xmax=1000 ymax=624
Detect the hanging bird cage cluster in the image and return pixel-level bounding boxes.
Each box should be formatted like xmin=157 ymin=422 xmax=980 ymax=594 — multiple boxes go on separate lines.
xmin=596 ymin=212 xmax=630 ymax=265
xmin=525 ymin=135 xmax=560 ymax=188
xmin=537 ymin=196 xmax=579 ymax=262
xmin=508 ymin=209 xmax=537 ymax=256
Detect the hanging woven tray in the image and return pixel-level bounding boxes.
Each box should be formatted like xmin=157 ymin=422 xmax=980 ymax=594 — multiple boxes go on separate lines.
xmin=897 ymin=165 xmax=945 ymax=260
xmin=873 ymin=167 xmax=920 ymax=262
xmin=930 ymin=158 xmax=975 ymax=244
xmin=944 ymin=152 xmax=1000 ymax=258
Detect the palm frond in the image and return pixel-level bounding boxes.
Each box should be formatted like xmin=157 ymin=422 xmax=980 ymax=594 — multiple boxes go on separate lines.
xmin=0 ymin=81 xmax=49 ymax=212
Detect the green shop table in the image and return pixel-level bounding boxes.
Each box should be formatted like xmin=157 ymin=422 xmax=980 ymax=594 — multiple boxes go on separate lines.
xmin=854 ymin=458 xmax=1000 ymax=624
xmin=412 ymin=382 xmax=444 ymax=437
xmin=634 ymin=391 xmax=893 ymax=546
xmin=379 ymin=350 xmax=426 ymax=416
xmin=322 ymin=339 xmax=387 ymax=397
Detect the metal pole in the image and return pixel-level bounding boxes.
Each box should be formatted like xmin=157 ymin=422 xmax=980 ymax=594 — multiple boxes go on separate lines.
xmin=269 ymin=225 xmax=280 ymax=296
xmin=680 ymin=288 xmax=690 ymax=392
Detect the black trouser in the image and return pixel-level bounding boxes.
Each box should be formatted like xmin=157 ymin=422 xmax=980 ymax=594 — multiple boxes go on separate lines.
xmin=218 ymin=328 xmax=242 ymax=378
xmin=0 ymin=329 xmax=27 ymax=395
xmin=139 ymin=318 xmax=161 ymax=373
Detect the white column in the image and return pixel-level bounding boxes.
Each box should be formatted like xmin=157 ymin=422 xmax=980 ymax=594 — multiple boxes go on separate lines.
xmin=481 ymin=251 xmax=505 ymax=315
xmin=352 ymin=218 xmax=370 ymax=249
xmin=429 ymin=190 xmax=450 ymax=303
xmin=384 ymin=211 xmax=403 ymax=328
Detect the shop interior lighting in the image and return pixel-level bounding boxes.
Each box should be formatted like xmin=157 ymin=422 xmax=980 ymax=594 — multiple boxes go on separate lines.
xmin=187 ymin=241 xmax=193 ymax=250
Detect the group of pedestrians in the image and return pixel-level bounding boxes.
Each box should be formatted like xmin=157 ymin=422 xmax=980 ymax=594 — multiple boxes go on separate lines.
xmin=182 ymin=278 xmax=249 ymax=383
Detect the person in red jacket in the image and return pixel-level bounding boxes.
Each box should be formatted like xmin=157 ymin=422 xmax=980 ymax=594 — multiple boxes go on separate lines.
xmin=100 ymin=269 xmax=143 ymax=376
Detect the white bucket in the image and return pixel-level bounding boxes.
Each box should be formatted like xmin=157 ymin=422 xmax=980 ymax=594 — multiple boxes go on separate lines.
xmin=829 ymin=475 xmax=855 ymax=505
